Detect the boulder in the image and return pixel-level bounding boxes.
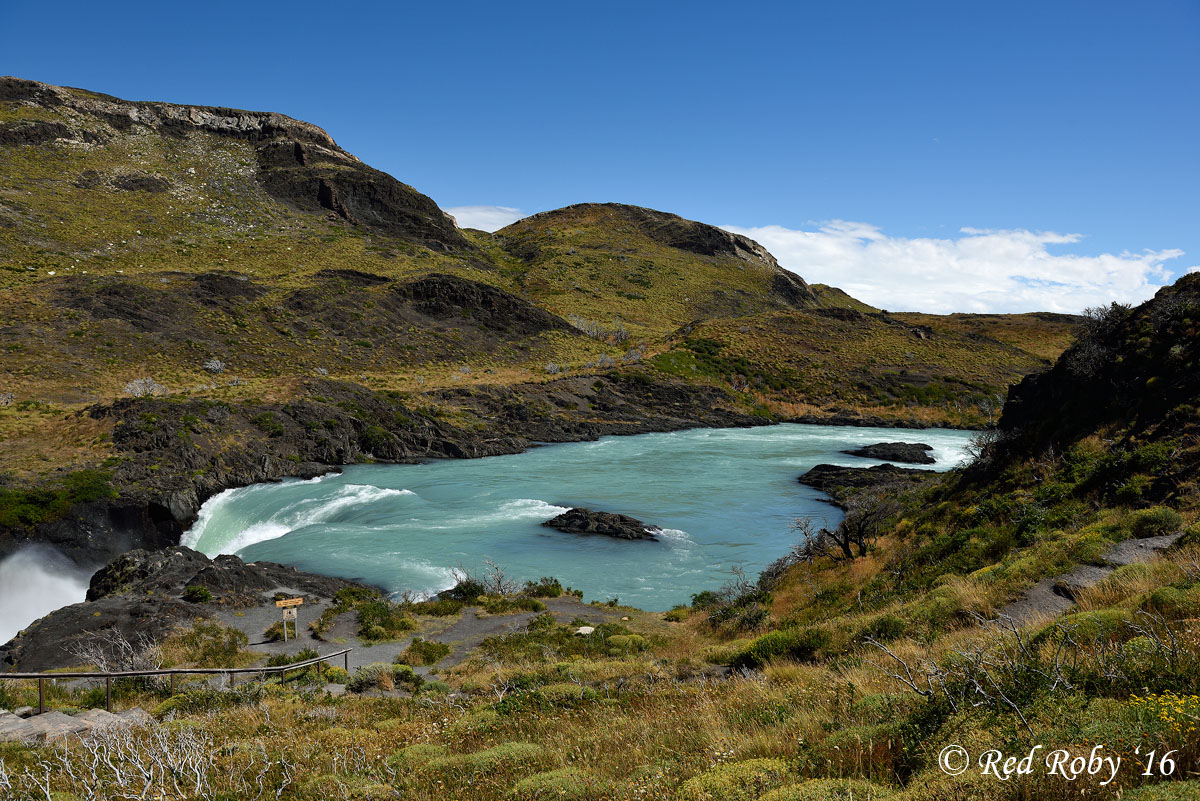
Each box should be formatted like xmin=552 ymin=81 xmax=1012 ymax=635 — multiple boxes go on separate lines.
xmin=841 ymin=442 xmax=936 ymax=464
xmin=543 ymin=508 xmax=661 ymax=540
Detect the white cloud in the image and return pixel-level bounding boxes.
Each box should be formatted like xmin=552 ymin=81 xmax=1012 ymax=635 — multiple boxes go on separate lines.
xmin=721 ymin=221 xmax=1188 ymax=314
xmin=445 ymin=205 xmax=526 ymax=232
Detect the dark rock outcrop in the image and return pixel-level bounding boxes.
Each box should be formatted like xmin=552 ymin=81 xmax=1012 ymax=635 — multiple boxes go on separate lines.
xmin=798 ymin=463 xmax=938 ymax=508
xmin=0 ymin=547 xmax=371 ymax=672
xmin=543 ymin=508 xmax=662 ymax=540
xmin=842 ymin=442 xmax=935 ymax=464
xmin=393 ymin=273 xmax=577 ymax=336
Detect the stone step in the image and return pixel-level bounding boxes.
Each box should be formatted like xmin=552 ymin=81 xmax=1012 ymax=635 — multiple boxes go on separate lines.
xmin=0 ymin=706 xmax=150 ymax=743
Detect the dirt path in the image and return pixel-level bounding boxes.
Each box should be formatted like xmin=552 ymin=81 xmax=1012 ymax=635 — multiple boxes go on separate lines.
xmin=213 ymin=594 xmax=631 ymax=675
xmin=999 ymin=533 xmax=1182 ymax=625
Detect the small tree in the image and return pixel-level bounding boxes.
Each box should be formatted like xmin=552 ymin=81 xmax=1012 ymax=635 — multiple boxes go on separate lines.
xmin=791 ymin=495 xmax=895 ymax=562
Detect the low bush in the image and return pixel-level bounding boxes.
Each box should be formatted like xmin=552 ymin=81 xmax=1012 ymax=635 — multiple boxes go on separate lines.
xmin=408 ymin=598 xmax=465 ymax=616
xmin=170 ymin=621 xmax=248 ymax=667
xmin=1131 ymin=506 xmax=1184 ymax=538
xmin=509 ymin=767 xmax=611 ymax=800
xmin=356 ymin=599 xmax=416 ymax=638
xmin=522 ymin=577 xmax=565 ymax=598
xmin=346 ymin=662 xmax=424 ymax=694
xmin=425 ymin=742 xmax=550 ymax=778
xmin=677 ymin=758 xmax=792 ymax=801
xmin=400 ymin=637 xmax=450 ymax=666
xmin=182 ymin=585 xmax=212 ymax=603
xmin=606 ymin=634 xmax=648 ymax=654
xmin=731 ymin=627 xmax=832 ymax=670
xmin=481 ymin=595 xmax=547 ymax=614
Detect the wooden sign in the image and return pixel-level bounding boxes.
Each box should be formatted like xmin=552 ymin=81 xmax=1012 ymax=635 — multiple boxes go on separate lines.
xmin=282 ymin=608 xmax=298 ymax=620
xmin=275 ymin=598 xmax=303 ymax=608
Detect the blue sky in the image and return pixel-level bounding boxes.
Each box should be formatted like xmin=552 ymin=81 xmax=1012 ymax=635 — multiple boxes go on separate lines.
xmin=3 ymin=1 xmax=1197 ymax=312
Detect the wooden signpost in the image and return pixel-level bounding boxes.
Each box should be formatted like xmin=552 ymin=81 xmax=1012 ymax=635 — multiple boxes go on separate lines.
xmin=275 ymin=597 xmax=303 ymax=642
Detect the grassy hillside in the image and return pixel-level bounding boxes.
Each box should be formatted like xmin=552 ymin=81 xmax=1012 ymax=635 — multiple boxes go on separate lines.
xmin=647 ymin=308 xmax=1078 ymax=428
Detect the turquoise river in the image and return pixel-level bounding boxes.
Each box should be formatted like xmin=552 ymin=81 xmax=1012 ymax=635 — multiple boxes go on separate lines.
xmin=183 ymin=424 xmax=975 ymax=610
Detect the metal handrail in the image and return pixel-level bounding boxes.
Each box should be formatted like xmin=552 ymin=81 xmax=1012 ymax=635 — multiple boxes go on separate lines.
xmin=1 ymin=648 xmax=353 ymax=714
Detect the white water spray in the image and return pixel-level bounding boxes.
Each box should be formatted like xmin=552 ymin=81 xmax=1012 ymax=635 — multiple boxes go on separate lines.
xmin=0 ymin=546 xmax=92 ymax=645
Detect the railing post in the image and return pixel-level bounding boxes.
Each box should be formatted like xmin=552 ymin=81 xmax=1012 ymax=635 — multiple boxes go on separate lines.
xmin=105 ymin=676 xmax=112 ymax=712
xmin=38 ymin=678 xmax=45 ymax=714
xmin=344 ymin=651 xmax=349 ymax=672
xmin=170 ymin=673 xmax=177 ymax=695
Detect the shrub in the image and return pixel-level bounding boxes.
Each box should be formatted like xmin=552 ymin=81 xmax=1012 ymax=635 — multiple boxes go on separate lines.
xmin=448 ymin=707 xmax=501 ymax=737
xmin=758 ymin=778 xmax=894 ymax=801
xmin=606 ymin=634 xmax=648 ymax=654
xmin=426 ymin=742 xmax=549 ymax=777
xmin=855 ymin=613 xmax=907 ymax=644
xmin=664 ymin=606 xmax=690 ymax=622
xmin=1131 ymin=506 xmax=1184 ymax=538
xmin=731 ymin=627 xmax=831 ymax=670
xmin=523 ymin=577 xmax=565 ymax=598
xmin=481 ymin=595 xmax=547 ymax=614
xmin=678 ymin=758 xmax=792 ymax=801
xmin=400 ymin=637 xmax=450 ymax=666
xmin=251 ymin=412 xmax=285 ymax=437
xmin=807 ymin=723 xmax=904 ymax=780
xmin=172 ymin=621 xmax=248 ymax=667
xmin=0 ymin=469 xmax=116 ymax=529
xmin=182 ymin=585 xmax=212 ymax=603
xmin=408 ymin=598 xmax=465 ymax=616
xmin=153 ymin=686 xmax=262 ymax=717
xmin=356 ymin=599 xmax=416 ymax=638
xmin=509 ymin=767 xmax=611 ymax=800
xmin=346 ymin=662 xmax=412 ymax=694
xmin=388 ymin=743 xmax=449 ymax=769
xmin=441 ymin=578 xmax=486 ymax=601
xmin=325 ymin=666 xmax=350 ymax=684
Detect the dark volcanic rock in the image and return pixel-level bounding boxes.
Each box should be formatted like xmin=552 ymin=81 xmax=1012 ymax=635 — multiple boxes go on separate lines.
xmin=0 ymin=547 xmax=371 ymax=672
xmin=842 ymin=442 xmax=935 ymax=464
xmin=798 ymin=463 xmax=938 ymax=507
xmin=543 ymin=508 xmax=661 ymax=540
xmin=393 ymin=273 xmax=576 ymax=336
